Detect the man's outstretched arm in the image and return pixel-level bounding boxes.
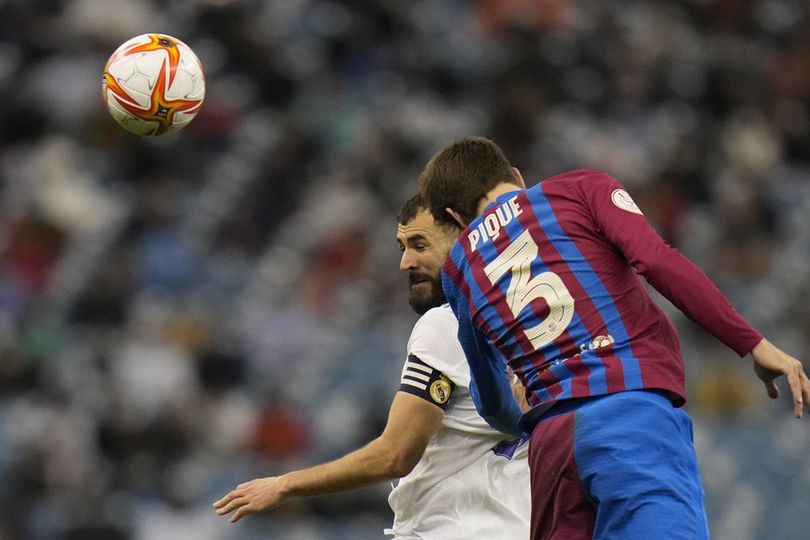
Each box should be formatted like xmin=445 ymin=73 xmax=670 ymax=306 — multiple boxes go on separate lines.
xmin=213 ymin=392 xmax=443 ymax=523
xmin=585 ymin=172 xmax=810 ymax=415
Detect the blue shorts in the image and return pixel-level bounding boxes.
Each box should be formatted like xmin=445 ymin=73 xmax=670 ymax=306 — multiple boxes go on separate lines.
xmin=528 ymin=390 xmax=710 ymax=540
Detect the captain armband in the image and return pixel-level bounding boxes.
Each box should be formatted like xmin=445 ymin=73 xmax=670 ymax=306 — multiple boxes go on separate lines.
xmin=399 ymin=354 xmax=455 ymax=410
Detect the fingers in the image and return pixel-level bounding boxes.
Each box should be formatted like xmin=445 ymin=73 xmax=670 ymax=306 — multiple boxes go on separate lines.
xmin=787 ymin=367 xmax=802 ymax=418
xmin=214 ymin=494 xmax=249 ymax=516
xmin=784 ymin=362 xmax=810 ymax=418
xmin=223 ymin=498 xmax=256 ymax=523
xmin=214 ymin=479 xmax=277 ymax=523
xmin=797 ymin=369 xmax=810 ymax=418
xmin=803 ymin=373 xmax=810 ymax=416
xmin=212 ymin=492 xmax=234 ymax=509
xmin=751 ymin=343 xmax=810 ymax=418
xmin=213 ymin=487 xmax=243 ymax=509
xmin=213 ymin=493 xmax=260 ymax=523
xmin=763 ymin=379 xmax=779 ymax=400
xmin=230 ymin=505 xmax=253 ymax=523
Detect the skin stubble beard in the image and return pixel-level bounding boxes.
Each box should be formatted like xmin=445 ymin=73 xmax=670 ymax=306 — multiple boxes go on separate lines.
xmin=408 ymin=271 xmax=447 ymax=315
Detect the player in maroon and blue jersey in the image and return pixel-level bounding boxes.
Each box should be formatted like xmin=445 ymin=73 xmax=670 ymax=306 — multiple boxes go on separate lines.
xmin=418 ymin=136 xmax=810 ymax=540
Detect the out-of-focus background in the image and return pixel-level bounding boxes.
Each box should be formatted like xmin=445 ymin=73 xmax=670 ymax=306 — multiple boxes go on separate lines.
xmin=0 ymin=0 xmax=808 ymax=538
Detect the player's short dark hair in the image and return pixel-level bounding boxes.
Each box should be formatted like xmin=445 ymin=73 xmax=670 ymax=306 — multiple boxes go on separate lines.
xmin=397 ymin=193 xmax=461 ymax=234
xmin=418 ymin=136 xmax=518 ymax=227
xmin=397 ymin=193 xmax=427 ymax=226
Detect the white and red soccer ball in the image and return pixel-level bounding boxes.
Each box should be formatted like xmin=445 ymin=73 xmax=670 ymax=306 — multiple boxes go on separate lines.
xmin=102 ymin=33 xmax=205 ymax=136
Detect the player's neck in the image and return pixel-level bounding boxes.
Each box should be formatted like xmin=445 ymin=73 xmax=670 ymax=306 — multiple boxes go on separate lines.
xmin=476 ymin=183 xmax=522 ymax=215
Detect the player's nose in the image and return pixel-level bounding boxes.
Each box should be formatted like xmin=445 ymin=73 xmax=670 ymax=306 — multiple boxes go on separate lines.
xmin=400 ymin=249 xmax=417 ymax=271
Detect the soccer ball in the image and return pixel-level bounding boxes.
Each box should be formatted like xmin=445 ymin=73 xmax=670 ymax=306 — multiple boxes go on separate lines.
xmin=102 ymin=33 xmax=205 ymax=136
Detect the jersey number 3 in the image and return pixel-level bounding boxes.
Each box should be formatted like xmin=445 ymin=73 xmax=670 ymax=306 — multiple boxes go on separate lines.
xmin=484 ymin=230 xmax=575 ymax=349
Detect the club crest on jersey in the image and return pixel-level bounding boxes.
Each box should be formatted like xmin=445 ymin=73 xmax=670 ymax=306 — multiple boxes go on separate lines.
xmin=611 ymin=189 xmax=643 ymax=215
xmin=430 ymin=375 xmax=452 ymax=405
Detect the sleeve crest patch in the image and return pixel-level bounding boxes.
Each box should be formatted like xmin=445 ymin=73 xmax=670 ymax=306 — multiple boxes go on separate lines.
xmin=611 ymin=189 xmax=643 ymax=215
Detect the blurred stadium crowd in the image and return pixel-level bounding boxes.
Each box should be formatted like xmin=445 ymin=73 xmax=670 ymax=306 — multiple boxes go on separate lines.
xmin=0 ymin=0 xmax=809 ymax=538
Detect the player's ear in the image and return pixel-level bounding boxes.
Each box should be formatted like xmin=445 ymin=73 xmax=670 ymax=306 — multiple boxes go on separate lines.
xmin=512 ymin=167 xmax=526 ymax=189
xmin=446 ymin=208 xmax=468 ymax=228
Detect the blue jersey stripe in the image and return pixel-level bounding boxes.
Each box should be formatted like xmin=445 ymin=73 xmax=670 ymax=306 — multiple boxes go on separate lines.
xmin=448 ymin=245 xmax=505 ymax=345
xmin=579 ymin=350 xmax=608 ymax=395
xmin=529 ymin=187 xmax=643 ymax=390
xmin=567 ymin=314 xmax=607 ymax=395
xmin=442 ymin=261 xmax=525 ymax=435
xmin=548 ymin=359 xmax=573 ymax=399
xmin=467 ymin=219 xmax=541 ymax=377
xmin=460 ymin=197 xmax=604 ymax=403
xmin=450 ymin=239 xmax=556 ymax=404
xmin=498 ymin=193 xmax=606 ymax=398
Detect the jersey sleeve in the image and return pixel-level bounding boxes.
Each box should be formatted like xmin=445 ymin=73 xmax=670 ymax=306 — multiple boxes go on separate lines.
xmin=407 ymin=305 xmax=472 ymax=386
xmin=581 ymin=172 xmax=763 ymax=356
xmin=441 ymin=268 xmax=524 ymax=437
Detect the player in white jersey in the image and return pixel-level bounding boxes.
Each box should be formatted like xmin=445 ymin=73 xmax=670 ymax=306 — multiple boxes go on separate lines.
xmin=387 ymin=305 xmax=529 ymax=538
xmin=214 ymin=194 xmax=530 ymax=539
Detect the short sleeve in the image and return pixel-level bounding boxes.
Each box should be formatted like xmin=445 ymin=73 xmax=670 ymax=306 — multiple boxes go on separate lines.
xmin=407 ymin=306 xmax=471 ymax=388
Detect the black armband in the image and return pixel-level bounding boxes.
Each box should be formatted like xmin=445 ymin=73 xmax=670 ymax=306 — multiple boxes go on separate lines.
xmin=399 ymin=354 xmax=455 ymax=410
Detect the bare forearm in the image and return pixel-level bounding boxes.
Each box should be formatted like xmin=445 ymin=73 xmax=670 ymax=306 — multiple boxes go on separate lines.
xmin=281 ymin=438 xmax=404 ymax=498
xmin=214 ymin=392 xmax=440 ymax=523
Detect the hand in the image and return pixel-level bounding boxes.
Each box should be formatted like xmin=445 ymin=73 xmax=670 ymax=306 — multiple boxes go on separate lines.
xmin=213 ymin=477 xmax=288 ymax=523
xmin=507 ymin=366 xmax=530 ymax=413
xmin=751 ymin=338 xmax=810 ymax=418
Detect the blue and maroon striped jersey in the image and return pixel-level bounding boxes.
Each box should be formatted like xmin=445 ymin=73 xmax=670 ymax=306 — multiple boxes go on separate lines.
xmin=442 ymin=170 xmax=763 ymax=435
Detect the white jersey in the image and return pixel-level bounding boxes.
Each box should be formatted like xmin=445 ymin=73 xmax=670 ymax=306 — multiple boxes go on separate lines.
xmin=385 ymin=305 xmax=530 ymax=540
